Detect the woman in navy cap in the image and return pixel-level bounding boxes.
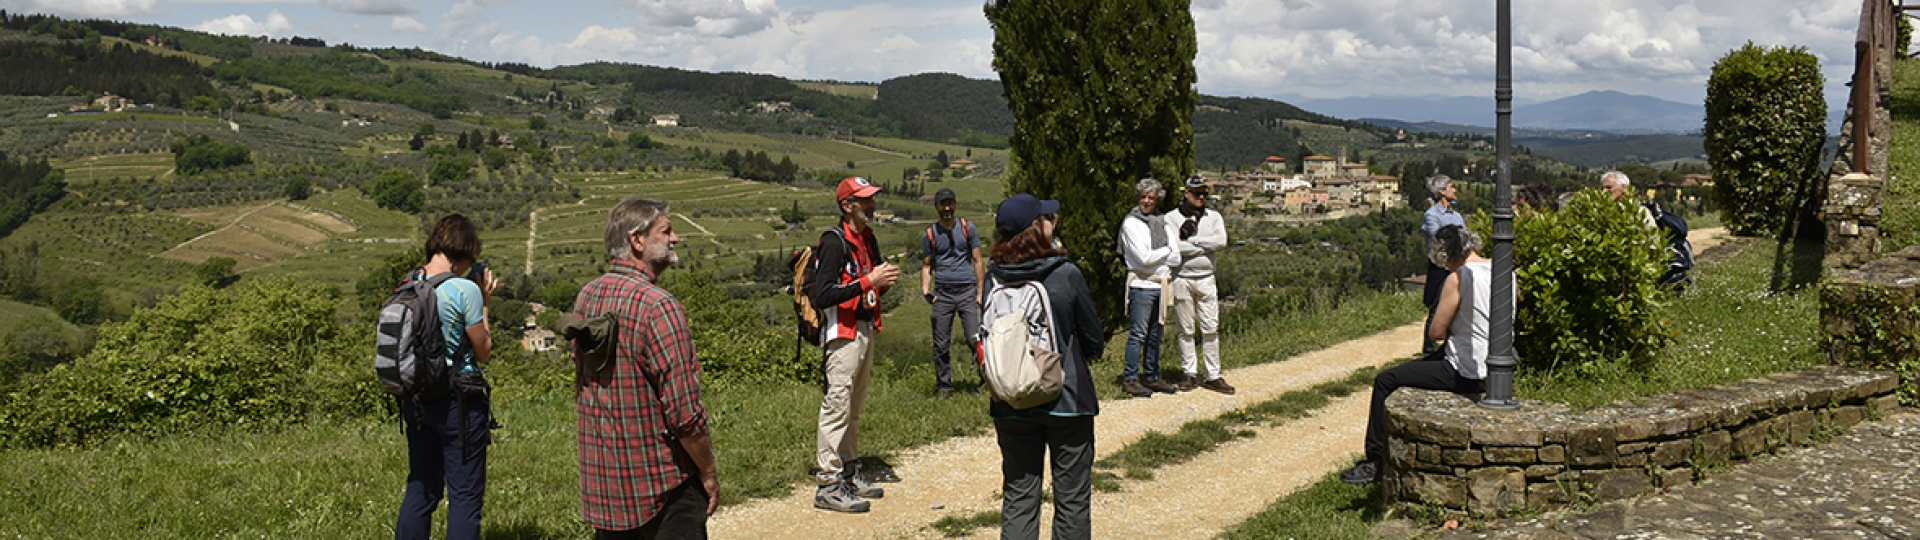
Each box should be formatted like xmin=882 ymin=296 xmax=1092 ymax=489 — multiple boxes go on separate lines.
xmin=984 ymin=194 xmax=1104 ymax=540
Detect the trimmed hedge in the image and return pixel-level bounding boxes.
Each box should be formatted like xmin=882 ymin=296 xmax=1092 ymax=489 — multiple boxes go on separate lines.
xmin=1703 ymin=43 xmax=1827 ymax=238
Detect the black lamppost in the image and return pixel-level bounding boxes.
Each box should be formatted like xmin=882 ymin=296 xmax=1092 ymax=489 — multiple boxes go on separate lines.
xmin=1480 ymin=0 xmax=1520 ymax=410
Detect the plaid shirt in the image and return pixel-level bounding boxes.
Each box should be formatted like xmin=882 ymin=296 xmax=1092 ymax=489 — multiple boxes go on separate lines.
xmin=571 ymin=259 xmax=710 ymax=530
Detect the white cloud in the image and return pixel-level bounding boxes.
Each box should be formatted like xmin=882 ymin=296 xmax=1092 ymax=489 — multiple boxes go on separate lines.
xmin=190 ymin=9 xmax=293 ymax=38
xmin=389 ymin=16 xmax=427 ymax=32
xmin=617 ymin=0 xmax=781 ymax=37
xmin=4 ymin=0 xmax=162 ymax=19
xmin=1186 ymin=0 xmax=1859 ymax=103
xmin=318 ymin=0 xmax=416 ymax=16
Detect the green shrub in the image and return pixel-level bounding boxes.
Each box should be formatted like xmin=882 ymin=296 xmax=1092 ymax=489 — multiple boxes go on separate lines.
xmin=0 ymin=279 xmax=377 ymax=448
xmin=1703 ymin=43 xmax=1826 ymax=238
xmin=1471 ymin=190 xmax=1670 ymax=371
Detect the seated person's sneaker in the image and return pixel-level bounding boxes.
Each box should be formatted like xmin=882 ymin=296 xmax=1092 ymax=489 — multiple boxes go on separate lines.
xmin=1339 ymin=461 xmax=1380 ymax=485
xmin=814 ymin=481 xmax=871 ymax=513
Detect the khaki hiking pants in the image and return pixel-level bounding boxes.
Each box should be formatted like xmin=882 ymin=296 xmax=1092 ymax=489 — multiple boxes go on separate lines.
xmin=816 ymin=320 xmax=876 ymax=485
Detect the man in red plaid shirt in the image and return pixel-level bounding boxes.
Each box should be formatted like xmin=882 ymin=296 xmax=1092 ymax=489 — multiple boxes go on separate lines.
xmin=571 ymin=197 xmax=718 ymax=539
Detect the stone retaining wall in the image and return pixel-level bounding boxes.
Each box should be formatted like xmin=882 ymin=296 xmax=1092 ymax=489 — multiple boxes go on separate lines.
xmin=1822 ymin=245 xmax=1920 ymax=406
xmin=1383 ymin=366 xmax=1900 ymax=515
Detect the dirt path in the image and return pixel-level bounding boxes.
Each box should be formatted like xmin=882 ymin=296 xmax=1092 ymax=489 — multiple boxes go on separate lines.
xmin=710 ymin=323 xmax=1423 ymax=539
xmin=710 ymin=226 xmax=1736 ymax=539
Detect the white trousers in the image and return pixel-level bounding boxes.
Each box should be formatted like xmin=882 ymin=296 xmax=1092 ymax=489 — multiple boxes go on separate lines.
xmin=1171 ymin=275 xmax=1221 ymax=380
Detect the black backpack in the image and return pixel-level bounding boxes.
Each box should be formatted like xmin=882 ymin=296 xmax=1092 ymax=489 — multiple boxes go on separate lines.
xmin=1643 ymin=201 xmax=1695 ymax=288
xmin=374 ymin=270 xmax=457 ymax=400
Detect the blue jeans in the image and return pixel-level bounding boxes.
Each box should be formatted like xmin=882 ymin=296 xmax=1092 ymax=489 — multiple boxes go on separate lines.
xmin=397 ymin=395 xmax=491 ymax=540
xmin=1123 ymin=287 xmax=1163 ymax=382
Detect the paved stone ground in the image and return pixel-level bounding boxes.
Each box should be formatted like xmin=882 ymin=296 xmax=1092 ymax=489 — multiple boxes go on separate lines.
xmin=1433 ymin=409 xmax=1920 ymax=539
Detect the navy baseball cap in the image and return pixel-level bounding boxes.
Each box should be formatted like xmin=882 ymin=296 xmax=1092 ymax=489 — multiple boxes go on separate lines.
xmin=995 ymin=193 xmax=1060 ymax=234
xmin=934 ymin=188 xmax=958 ymax=203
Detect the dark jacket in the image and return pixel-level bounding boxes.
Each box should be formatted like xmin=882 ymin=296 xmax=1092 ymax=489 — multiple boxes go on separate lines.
xmin=986 ymin=256 xmax=1104 ymax=418
xmin=806 ymin=222 xmax=885 ymax=344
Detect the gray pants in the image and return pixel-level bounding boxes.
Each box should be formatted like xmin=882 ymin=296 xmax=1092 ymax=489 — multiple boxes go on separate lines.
xmin=930 ymin=281 xmax=981 ymax=391
xmin=995 ymin=415 xmax=1094 ymax=540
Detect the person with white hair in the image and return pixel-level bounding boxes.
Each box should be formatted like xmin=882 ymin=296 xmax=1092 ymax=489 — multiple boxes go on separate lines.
xmin=1116 ymin=178 xmax=1180 ymax=397
xmin=1419 ymin=174 xmax=1464 ymax=353
xmin=1601 ymin=170 xmax=1657 ymax=227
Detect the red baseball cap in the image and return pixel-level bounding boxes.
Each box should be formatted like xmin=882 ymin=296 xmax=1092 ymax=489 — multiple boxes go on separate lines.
xmin=836 ymin=176 xmax=882 ymax=201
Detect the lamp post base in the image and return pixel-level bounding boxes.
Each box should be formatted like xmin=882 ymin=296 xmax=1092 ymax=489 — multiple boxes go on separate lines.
xmin=1477 ymin=397 xmax=1521 ymax=411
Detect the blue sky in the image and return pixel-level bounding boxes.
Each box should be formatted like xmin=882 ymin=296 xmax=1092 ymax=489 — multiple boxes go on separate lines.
xmin=0 ymin=0 xmax=1868 ymax=111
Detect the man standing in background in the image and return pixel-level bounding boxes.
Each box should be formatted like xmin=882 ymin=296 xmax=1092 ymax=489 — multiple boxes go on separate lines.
xmin=1420 ymin=174 xmax=1464 ymax=354
xmin=921 ymin=188 xmax=986 ymax=400
xmin=1169 ymin=177 xmax=1234 ymax=395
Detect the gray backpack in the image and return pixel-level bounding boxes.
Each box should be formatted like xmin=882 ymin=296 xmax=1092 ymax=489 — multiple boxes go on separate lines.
xmin=374 ymin=271 xmax=456 ymax=399
xmin=978 ymin=280 xmax=1063 ymax=409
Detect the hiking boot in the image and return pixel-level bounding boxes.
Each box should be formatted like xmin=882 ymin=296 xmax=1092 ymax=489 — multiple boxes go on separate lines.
xmin=814 ymin=481 xmax=871 ymax=513
xmin=1201 ymin=377 xmax=1237 ymax=395
xmin=1143 ymin=379 xmax=1177 ymax=394
xmin=1339 ymin=461 xmax=1380 ymax=485
xmin=1176 ymin=377 xmax=1200 ymax=392
xmin=1122 ymin=380 xmax=1153 ymax=398
xmin=843 ymin=470 xmax=885 ymax=499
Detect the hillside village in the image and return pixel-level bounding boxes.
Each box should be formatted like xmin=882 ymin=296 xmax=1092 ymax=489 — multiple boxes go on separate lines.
xmin=1213 ymin=153 xmax=1403 ymax=218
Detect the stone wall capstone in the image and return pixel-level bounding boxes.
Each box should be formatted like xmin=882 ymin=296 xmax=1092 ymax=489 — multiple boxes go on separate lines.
xmin=1384 ymin=366 xmax=1900 ymax=515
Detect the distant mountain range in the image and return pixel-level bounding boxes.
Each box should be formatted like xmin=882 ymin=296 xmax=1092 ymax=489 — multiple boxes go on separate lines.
xmin=1284 ymin=90 xmax=1703 ymax=132
xmin=1285 ymin=90 xmax=1846 ymax=135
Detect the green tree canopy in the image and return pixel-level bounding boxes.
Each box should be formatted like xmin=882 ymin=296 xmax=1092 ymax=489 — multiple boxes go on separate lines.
xmin=367 ymin=168 xmax=424 ymax=213
xmin=986 ymin=0 xmax=1198 ymax=332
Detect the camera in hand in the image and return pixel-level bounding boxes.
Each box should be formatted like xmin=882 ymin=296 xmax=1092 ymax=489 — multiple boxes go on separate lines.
xmin=467 ymin=261 xmax=488 ymax=282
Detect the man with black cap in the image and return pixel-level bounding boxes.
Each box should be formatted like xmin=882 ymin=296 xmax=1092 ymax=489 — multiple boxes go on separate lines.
xmin=807 ymin=176 xmax=902 ymax=513
xmin=921 ymin=188 xmax=986 ymax=400
xmin=1169 ymin=176 xmax=1235 ymax=395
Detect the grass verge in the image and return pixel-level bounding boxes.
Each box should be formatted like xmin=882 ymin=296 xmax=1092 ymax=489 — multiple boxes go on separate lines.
xmin=1095 ymin=362 xmax=1393 ymax=485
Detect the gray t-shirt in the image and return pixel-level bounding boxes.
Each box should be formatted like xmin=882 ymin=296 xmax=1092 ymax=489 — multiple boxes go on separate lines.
xmin=922 ymin=219 xmax=979 ymax=285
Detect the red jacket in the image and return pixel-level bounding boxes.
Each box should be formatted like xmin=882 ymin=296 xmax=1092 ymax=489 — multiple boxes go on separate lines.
xmin=805 ymin=222 xmax=886 ymax=345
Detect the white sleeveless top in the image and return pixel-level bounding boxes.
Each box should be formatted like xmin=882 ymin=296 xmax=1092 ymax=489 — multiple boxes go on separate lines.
xmin=1445 ymin=261 xmax=1508 ymax=380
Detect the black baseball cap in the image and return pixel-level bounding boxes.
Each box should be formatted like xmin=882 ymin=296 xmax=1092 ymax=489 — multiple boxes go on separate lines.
xmin=934 ymin=188 xmax=957 ymax=203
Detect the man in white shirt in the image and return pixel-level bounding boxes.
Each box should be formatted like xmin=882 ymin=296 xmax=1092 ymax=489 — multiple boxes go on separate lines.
xmin=1168 ymin=177 xmax=1234 ymax=395
xmin=1117 ymin=178 xmax=1180 ymax=397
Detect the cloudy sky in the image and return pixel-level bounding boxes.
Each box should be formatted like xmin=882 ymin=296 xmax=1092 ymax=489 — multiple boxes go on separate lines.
xmin=0 ymin=0 xmax=1867 ymax=108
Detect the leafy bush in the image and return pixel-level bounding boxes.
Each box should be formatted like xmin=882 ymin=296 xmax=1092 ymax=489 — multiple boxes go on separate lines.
xmin=367 ymin=167 xmax=424 ymax=213
xmin=1703 ymin=43 xmax=1826 ymax=238
xmin=170 ymin=134 xmax=253 ymax=175
xmin=0 ymin=279 xmax=377 ymax=448
xmin=1470 ymin=190 xmax=1671 ymax=371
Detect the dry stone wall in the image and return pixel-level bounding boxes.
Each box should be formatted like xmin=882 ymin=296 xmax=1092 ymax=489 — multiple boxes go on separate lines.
xmin=1822 ymin=245 xmax=1920 ymax=405
xmin=1384 ymin=366 xmax=1900 ymax=515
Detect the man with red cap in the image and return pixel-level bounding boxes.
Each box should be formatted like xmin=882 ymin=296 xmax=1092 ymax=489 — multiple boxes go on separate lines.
xmin=807 ymin=176 xmax=902 ymax=513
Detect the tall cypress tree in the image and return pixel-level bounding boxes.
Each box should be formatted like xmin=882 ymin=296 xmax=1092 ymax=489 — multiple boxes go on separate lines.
xmin=985 ymin=0 xmax=1198 ymax=333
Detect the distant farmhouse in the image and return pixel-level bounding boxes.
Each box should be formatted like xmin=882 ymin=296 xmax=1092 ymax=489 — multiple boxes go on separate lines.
xmin=652 ymin=114 xmax=681 ymax=127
